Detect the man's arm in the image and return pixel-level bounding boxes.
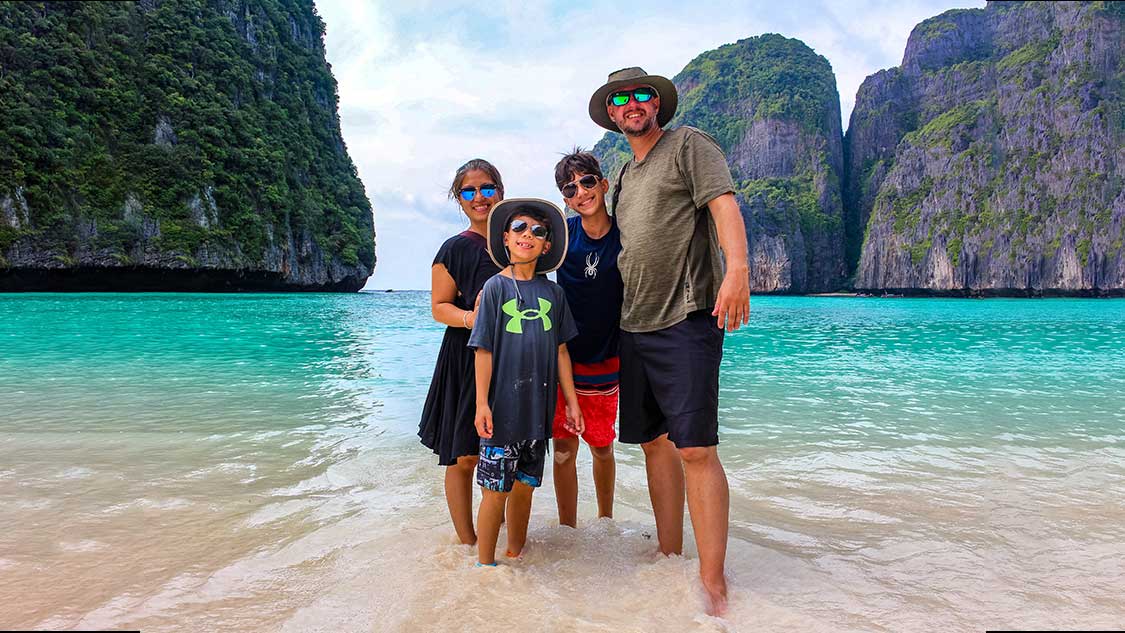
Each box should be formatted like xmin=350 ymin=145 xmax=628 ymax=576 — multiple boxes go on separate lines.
xmin=707 ymin=192 xmax=750 ymax=332
xmin=557 ymin=344 xmax=585 ymax=435
xmin=474 ymin=349 xmax=493 ymax=438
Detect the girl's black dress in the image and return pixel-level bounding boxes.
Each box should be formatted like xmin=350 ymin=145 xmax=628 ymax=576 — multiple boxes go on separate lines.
xmin=418 ymin=230 xmax=500 ymax=465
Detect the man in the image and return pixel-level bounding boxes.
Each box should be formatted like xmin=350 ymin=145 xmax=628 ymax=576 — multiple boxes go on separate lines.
xmin=588 ymin=67 xmax=750 ymax=616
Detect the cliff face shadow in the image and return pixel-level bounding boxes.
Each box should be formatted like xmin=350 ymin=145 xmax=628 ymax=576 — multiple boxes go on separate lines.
xmin=0 ymin=266 xmax=366 ymax=292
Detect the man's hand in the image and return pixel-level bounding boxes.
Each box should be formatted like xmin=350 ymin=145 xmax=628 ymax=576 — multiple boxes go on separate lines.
xmin=565 ymin=401 xmax=585 ymax=435
xmin=713 ymin=266 xmax=750 ymax=331
xmin=475 ymin=405 xmax=493 ymax=439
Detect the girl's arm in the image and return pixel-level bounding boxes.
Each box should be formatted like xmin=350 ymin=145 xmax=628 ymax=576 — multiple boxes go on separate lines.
xmin=474 ymin=349 xmax=493 ymax=438
xmin=557 ymin=344 xmax=584 ymax=435
xmin=431 ymin=264 xmax=477 ymax=328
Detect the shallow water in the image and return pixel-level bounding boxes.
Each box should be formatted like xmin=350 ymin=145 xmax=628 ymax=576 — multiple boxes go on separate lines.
xmin=2 ymin=292 xmax=1124 ymax=631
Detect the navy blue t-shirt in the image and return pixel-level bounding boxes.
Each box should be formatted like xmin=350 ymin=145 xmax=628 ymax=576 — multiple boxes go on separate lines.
xmin=556 ymin=215 xmax=623 ymax=364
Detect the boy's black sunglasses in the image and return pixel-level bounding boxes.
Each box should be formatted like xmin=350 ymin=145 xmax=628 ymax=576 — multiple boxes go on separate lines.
xmin=560 ymin=174 xmax=600 ymax=199
xmin=509 ymin=219 xmax=548 ymax=239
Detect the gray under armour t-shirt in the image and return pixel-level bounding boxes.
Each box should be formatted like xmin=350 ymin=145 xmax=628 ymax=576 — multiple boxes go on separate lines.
xmin=468 ymin=273 xmax=578 ymax=446
xmin=612 ymin=126 xmax=735 ymax=333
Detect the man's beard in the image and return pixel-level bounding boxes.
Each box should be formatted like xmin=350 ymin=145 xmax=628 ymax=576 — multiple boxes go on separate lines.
xmin=621 ymin=115 xmax=655 ymax=137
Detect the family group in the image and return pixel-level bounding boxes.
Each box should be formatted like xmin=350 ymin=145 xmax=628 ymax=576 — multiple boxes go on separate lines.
xmin=418 ymin=67 xmax=751 ymax=616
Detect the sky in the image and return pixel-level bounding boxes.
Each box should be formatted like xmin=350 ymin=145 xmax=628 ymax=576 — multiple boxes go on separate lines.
xmin=312 ymin=0 xmax=985 ymax=291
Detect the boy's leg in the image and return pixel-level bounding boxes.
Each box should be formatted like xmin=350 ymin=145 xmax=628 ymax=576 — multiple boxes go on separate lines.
xmin=552 ymin=436 xmax=580 ymax=527
xmin=476 ymin=445 xmax=516 ymax=565
xmin=445 ymin=455 xmax=478 ymax=545
xmin=477 ymin=488 xmax=508 ymax=565
xmin=581 ymin=387 xmax=618 ymax=520
xmin=505 ymin=441 xmax=546 ymax=557
xmin=504 ymin=480 xmax=535 ymax=557
xmin=589 ymin=442 xmax=615 ymax=519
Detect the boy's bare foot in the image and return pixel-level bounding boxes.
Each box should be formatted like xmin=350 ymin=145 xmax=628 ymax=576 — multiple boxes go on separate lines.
xmin=702 ymin=575 xmax=728 ymax=617
xmin=505 ymin=548 xmax=522 ymax=559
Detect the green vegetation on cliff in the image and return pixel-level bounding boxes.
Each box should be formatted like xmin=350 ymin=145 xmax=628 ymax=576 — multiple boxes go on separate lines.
xmin=0 ymin=0 xmax=374 ymax=279
xmin=850 ymin=1 xmax=1124 ymax=293
xmin=673 ymin=33 xmax=838 ymax=145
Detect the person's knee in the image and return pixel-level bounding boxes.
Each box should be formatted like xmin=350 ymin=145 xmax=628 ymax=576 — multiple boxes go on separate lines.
xmin=590 ymin=444 xmax=614 ymax=462
xmin=553 ymin=439 xmax=578 ymax=466
xmin=678 ymin=445 xmax=717 ymax=465
xmin=640 ymin=434 xmax=674 ymax=456
xmin=454 ymin=455 xmax=479 ymax=472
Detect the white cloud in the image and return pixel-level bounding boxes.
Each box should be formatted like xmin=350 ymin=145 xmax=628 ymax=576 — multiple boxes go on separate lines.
xmin=314 ymin=0 xmax=984 ymax=290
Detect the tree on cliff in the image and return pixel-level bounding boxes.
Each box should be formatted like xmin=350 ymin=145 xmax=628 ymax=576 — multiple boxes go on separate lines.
xmin=0 ymin=0 xmax=375 ymax=291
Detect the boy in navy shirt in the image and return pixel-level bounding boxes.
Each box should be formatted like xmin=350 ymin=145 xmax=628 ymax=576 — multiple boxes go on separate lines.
xmin=469 ymin=198 xmax=584 ymax=566
xmin=550 ymin=150 xmax=624 ymax=527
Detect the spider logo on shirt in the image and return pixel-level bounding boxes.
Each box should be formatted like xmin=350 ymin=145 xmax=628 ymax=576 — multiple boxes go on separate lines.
xmin=584 ymin=252 xmax=600 ymax=279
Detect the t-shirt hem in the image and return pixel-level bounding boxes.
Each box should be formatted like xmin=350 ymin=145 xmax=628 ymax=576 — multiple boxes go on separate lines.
xmin=481 ymin=434 xmax=549 ymax=447
xmin=621 ymin=303 xmax=706 ymax=335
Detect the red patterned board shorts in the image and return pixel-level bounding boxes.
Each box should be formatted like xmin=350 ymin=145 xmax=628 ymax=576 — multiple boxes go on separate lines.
xmin=552 ymin=357 xmax=618 ymax=448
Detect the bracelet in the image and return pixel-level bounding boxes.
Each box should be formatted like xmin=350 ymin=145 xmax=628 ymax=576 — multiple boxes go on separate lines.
xmin=462 ymin=310 xmax=471 ymax=328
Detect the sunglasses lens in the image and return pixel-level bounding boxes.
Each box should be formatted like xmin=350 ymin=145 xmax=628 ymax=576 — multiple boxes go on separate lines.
xmin=480 ymin=187 xmax=496 ymax=198
xmin=579 ymin=175 xmax=599 ymax=188
xmin=561 ymin=184 xmax=577 ymax=198
xmin=633 ymin=88 xmax=655 ymax=102
xmin=510 ymin=219 xmax=528 ymax=233
xmin=531 ymin=225 xmax=548 ymax=238
xmin=459 ymin=189 xmax=474 ymax=201
xmin=609 ymin=92 xmax=630 ymax=107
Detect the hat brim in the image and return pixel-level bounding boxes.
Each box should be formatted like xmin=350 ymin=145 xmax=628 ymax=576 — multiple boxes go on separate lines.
xmin=588 ymin=74 xmax=678 ymax=132
xmin=486 ymin=198 xmax=569 ymax=274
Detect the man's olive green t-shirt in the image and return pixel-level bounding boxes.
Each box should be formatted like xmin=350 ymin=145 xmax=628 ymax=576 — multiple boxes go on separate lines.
xmin=613 ymin=126 xmax=735 ymax=333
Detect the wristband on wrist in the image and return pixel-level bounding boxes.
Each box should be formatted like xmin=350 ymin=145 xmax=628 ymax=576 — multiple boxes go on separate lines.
xmin=462 ymin=310 xmax=471 ymax=328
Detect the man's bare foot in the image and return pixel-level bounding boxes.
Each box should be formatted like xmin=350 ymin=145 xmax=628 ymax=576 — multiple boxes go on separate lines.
xmin=702 ymin=575 xmax=728 ymax=617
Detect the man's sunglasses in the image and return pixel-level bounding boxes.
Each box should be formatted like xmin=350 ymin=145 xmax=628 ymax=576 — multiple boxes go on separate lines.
xmin=508 ymin=219 xmax=548 ymax=239
xmin=459 ymin=184 xmax=498 ymax=201
xmin=560 ymin=174 xmax=600 ymax=198
xmin=607 ymin=87 xmax=657 ymax=107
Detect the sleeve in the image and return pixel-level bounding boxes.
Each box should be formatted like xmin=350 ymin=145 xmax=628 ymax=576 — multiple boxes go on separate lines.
xmin=678 ymin=128 xmax=735 ymax=210
xmin=555 ymin=286 xmax=579 ymax=344
xmin=467 ymin=280 xmax=496 ymax=352
xmin=432 ymin=235 xmax=459 ymax=269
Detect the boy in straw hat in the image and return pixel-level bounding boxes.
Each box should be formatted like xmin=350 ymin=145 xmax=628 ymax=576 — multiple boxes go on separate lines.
xmin=468 ymin=198 xmax=585 ymax=566
xmin=589 ymin=66 xmax=750 ymax=615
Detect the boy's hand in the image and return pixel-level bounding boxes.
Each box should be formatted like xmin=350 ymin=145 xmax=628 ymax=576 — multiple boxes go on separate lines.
xmin=475 ymin=405 xmax=493 ymax=439
xmin=564 ymin=401 xmax=585 ymax=435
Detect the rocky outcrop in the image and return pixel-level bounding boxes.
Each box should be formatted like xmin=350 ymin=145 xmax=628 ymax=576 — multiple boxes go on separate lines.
xmin=0 ymin=0 xmax=375 ymax=291
xmin=594 ymin=34 xmax=847 ymax=293
xmin=846 ymin=1 xmax=1124 ymax=295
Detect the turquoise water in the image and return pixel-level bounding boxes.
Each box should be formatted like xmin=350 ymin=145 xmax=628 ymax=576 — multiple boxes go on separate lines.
xmin=2 ymin=293 xmax=1124 ymax=632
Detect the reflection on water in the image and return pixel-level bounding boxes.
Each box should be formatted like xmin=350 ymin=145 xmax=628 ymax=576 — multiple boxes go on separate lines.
xmin=1 ymin=293 xmax=1124 ymax=631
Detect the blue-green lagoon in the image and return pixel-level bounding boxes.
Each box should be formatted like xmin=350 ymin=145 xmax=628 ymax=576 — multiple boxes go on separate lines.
xmin=2 ymin=293 xmax=1124 ymax=631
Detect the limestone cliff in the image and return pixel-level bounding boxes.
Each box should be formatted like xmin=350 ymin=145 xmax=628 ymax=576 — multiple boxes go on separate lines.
xmin=594 ymin=34 xmax=847 ymax=293
xmin=846 ymin=1 xmax=1124 ymax=295
xmin=0 ymin=0 xmax=375 ymax=291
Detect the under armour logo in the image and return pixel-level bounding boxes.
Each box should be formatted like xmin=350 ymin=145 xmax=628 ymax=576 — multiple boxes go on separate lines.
xmin=584 ymin=252 xmax=600 ymax=279
xmin=502 ymin=297 xmax=553 ymax=334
